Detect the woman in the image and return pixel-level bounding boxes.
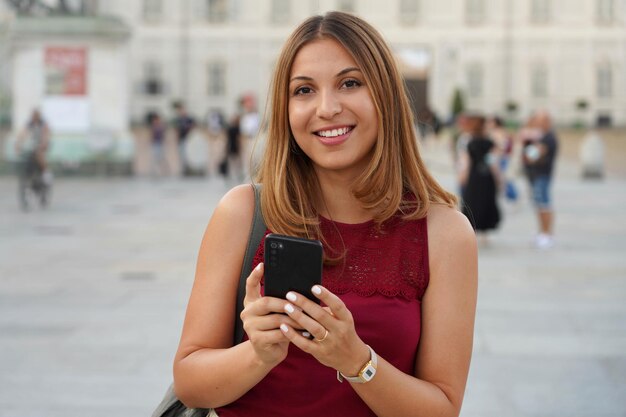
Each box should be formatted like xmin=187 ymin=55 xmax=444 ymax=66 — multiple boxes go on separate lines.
xmin=487 ymin=115 xmax=518 ymax=201
xmin=459 ymin=115 xmax=501 ymax=238
xmin=15 ymin=109 xmax=52 ymax=210
xmin=174 ymin=12 xmax=477 ymax=417
xmin=148 ymin=112 xmax=169 ymax=177
xmin=224 ymin=114 xmax=243 ymax=181
xmin=15 ymin=109 xmax=51 ymax=176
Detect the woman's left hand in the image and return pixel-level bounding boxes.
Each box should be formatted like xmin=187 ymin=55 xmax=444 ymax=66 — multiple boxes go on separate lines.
xmin=279 ymin=285 xmax=370 ymax=378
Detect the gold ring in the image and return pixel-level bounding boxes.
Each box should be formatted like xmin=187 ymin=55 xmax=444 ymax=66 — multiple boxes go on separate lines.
xmin=315 ymin=329 xmax=329 ymax=342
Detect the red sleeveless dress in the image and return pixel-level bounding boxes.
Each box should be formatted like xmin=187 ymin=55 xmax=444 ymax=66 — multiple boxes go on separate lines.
xmin=216 ymin=214 xmax=429 ymax=417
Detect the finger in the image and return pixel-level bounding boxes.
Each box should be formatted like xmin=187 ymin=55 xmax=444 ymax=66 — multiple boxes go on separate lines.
xmin=249 ymin=328 xmax=289 ymax=346
xmin=284 ymin=290 xmax=337 ymax=330
xmin=247 ymin=312 xmax=303 ymax=332
xmin=244 ymin=263 xmax=264 ymax=305
xmin=283 ymin=301 xmax=327 ymax=339
xmin=279 ymin=324 xmax=317 ymax=352
xmin=243 ymin=295 xmax=291 ymax=318
xmin=310 ymin=285 xmax=352 ymax=322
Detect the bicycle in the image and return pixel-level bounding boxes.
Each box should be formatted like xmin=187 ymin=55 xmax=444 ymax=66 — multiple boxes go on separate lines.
xmin=17 ymin=151 xmax=51 ymax=211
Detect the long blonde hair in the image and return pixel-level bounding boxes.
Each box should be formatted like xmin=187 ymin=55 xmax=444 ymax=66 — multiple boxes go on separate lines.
xmin=255 ymin=11 xmax=456 ymax=239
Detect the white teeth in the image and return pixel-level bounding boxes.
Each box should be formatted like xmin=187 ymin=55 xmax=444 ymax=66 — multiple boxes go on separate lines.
xmin=318 ymin=127 xmax=350 ymax=138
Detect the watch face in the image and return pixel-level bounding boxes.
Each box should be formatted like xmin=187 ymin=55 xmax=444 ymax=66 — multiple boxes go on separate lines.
xmin=362 ymin=365 xmax=376 ymax=381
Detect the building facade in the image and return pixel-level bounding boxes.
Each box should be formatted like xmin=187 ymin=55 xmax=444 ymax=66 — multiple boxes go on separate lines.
xmin=2 ymin=0 xmax=626 ymax=128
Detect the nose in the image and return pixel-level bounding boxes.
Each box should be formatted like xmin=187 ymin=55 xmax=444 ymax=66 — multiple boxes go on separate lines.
xmin=316 ymin=89 xmax=342 ymax=119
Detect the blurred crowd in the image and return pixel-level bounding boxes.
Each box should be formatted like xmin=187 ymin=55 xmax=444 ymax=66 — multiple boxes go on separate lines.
xmin=16 ymin=97 xmax=561 ymax=250
xmin=121 ymin=103 xmax=564 ymax=250
xmin=449 ymin=110 xmax=559 ymax=250
xmin=144 ymin=94 xmax=260 ymax=183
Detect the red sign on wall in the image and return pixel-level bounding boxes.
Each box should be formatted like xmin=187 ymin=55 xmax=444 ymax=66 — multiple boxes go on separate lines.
xmin=45 ymin=47 xmax=88 ymax=96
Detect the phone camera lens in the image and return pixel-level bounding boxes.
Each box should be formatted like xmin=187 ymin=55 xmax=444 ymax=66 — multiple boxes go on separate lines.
xmin=270 ymin=242 xmax=277 ymax=249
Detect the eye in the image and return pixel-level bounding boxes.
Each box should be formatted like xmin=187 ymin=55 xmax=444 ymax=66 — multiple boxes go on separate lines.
xmin=293 ymin=86 xmax=313 ymax=96
xmin=342 ymin=79 xmax=362 ymax=89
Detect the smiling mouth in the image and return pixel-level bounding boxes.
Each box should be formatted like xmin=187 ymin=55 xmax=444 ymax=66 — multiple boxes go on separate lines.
xmin=314 ymin=126 xmax=354 ymax=138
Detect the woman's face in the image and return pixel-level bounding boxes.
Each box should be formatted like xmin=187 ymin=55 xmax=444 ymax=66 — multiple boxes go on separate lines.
xmin=288 ymin=38 xmax=378 ymax=179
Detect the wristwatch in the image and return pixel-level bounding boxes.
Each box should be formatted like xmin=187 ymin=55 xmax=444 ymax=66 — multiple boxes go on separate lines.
xmin=337 ymin=345 xmax=378 ymax=383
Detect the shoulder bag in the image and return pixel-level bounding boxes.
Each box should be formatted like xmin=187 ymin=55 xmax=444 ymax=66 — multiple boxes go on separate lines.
xmin=151 ymin=184 xmax=266 ymax=417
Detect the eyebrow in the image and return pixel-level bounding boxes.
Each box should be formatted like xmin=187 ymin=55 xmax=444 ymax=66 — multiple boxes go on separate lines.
xmin=289 ymin=67 xmax=362 ymax=83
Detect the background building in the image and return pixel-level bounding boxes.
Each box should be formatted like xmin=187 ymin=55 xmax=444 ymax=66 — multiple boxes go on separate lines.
xmin=1 ymin=0 xmax=625 ymax=134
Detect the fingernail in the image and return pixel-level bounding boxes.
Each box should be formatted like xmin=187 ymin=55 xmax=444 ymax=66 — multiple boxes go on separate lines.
xmin=280 ymin=324 xmax=289 ymax=333
xmin=284 ymin=303 xmax=295 ymax=313
xmin=312 ymin=285 xmax=322 ymax=295
xmin=255 ymin=263 xmax=262 ymax=271
xmin=286 ymin=292 xmax=297 ymax=302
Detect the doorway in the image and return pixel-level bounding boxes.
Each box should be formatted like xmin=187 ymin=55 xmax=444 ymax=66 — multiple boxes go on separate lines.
xmin=405 ymin=78 xmax=428 ymax=119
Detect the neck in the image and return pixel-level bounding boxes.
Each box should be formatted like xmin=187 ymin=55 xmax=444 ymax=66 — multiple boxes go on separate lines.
xmin=314 ymin=170 xmax=373 ymax=224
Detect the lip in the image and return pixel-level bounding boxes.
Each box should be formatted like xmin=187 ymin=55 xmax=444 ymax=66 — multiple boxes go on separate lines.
xmin=314 ymin=125 xmax=354 ymax=146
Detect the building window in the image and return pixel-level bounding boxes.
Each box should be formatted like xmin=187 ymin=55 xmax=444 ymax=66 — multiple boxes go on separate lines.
xmin=596 ymin=62 xmax=613 ymax=98
xmin=399 ymin=0 xmax=420 ymax=25
xmin=596 ymin=0 xmax=615 ymax=24
xmin=144 ymin=61 xmax=163 ymax=95
xmin=207 ymin=61 xmax=226 ymax=96
xmin=467 ymin=64 xmax=483 ymax=98
xmin=143 ymin=0 xmax=162 ymax=21
xmin=465 ymin=0 xmax=485 ymax=25
xmin=531 ymin=64 xmax=549 ymax=98
xmin=530 ymin=0 xmax=551 ymax=24
xmin=207 ymin=0 xmax=229 ymax=23
xmin=271 ymin=0 xmax=290 ymax=24
xmin=337 ymin=0 xmax=355 ymax=13
xmin=81 ymin=0 xmax=99 ymax=15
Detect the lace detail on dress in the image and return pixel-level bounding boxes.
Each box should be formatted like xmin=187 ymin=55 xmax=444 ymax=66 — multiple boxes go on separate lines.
xmin=251 ymin=215 xmax=429 ymax=301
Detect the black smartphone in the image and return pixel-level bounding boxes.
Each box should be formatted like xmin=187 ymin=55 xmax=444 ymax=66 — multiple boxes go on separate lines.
xmin=264 ymin=233 xmax=323 ymax=303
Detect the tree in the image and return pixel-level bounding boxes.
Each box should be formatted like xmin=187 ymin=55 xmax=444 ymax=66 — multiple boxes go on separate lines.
xmin=505 ymin=100 xmax=518 ymax=114
xmin=576 ymin=98 xmax=589 ymax=112
xmin=574 ymin=98 xmax=589 ymax=129
xmin=450 ymin=88 xmax=465 ymax=120
xmin=504 ymin=100 xmax=519 ymax=128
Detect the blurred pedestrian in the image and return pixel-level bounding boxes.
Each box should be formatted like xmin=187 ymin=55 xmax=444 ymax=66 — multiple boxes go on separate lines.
xmin=416 ymin=106 xmax=441 ymax=143
xmin=459 ymin=114 xmax=501 ymax=242
xmin=173 ymin=102 xmax=196 ymax=176
xmin=206 ymin=108 xmax=225 ymax=139
xmin=520 ymin=111 xmax=559 ymax=249
xmin=206 ymin=108 xmax=226 ymax=175
xmin=15 ymin=109 xmax=51 ymax=179
xmin=452 ymin=112 xmax=472 ymax=177
xmin=487 ymin=115 xmax=518 ymax=202
xmin=221 ymin=114 xmax=243 ymax=182
xmin=14 ymin=108 xmax=52 ymax=210
xmin=239 ymin=94 xmax=260 ymax=178
xmin=149 ymin=112 xmax=169 ymax=177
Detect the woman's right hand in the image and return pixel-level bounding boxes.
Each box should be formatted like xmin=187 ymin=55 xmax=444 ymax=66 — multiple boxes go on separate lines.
xmin=240 ymin=263 xmax=293 ymax=367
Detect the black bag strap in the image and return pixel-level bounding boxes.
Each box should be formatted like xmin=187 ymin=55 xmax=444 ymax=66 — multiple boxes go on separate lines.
xmin=234 ymin=183 xmax=266 ymax=344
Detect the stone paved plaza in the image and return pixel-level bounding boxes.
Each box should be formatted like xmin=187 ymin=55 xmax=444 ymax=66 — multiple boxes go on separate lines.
xmin=0 ymin=138 xmax=625 ymax=416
